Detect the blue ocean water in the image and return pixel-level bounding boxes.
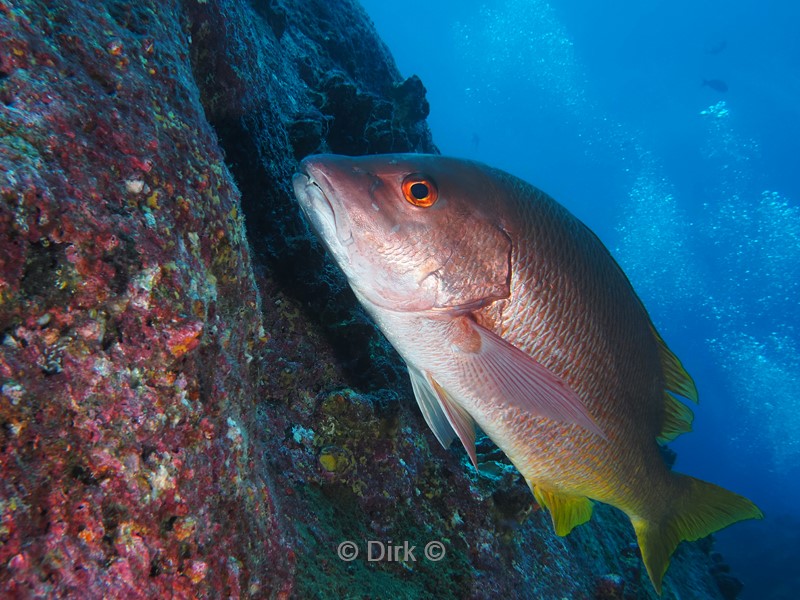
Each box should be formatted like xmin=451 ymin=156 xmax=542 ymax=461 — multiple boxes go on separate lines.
xmin=359 ymin=0 xmax=800 ymax=597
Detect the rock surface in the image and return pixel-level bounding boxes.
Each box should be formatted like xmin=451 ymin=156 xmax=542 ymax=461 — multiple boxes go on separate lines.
xmin=0 ymin=0 xmax=741 ymax=598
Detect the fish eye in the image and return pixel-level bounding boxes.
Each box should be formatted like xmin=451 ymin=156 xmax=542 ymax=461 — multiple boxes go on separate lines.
xmin=401 ymin=173 xmax=438 ymax=207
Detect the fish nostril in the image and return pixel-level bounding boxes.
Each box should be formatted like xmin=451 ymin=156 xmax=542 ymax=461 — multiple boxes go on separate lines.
xmin=368 ymin=176 xmax=383 ymax=195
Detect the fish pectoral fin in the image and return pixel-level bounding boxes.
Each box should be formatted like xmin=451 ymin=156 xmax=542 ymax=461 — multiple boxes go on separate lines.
xmin=408 ymin=366 xmax=478 ymax=468
xmin=452 ymin=318 xmax=604 ymax=438
xmin=531 ymin=484 xmax=593 ymax=536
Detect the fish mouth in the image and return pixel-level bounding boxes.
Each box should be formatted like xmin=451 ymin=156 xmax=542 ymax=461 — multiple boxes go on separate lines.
xmin=292 ymin=170 xmax=354 ymax=248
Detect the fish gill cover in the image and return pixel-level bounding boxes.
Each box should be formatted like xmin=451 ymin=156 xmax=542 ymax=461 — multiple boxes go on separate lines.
xmin=0 ymin=0 xmax=796 ymax=599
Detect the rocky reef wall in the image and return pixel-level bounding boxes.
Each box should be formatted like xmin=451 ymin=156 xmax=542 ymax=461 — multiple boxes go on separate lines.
xmin=0 ymin=0 xmax=741 ymax=598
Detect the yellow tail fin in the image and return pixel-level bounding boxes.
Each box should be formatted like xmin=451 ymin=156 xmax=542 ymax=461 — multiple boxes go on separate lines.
xmin=632 ymin=474 xmax=763 ymax=595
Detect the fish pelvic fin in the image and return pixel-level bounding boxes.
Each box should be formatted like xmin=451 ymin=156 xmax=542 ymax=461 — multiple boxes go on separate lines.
xmin=408 ymin=366 xmax=478 ymax=468
xmin=408 ymin=366 xmax=457 ymax=449
xmin=429 ymin=376 xmax=479 ymax=469
xmin=632 ymin=474 xmax=763 ymax=595
xmin=531 ymin=484 xmax=593 ymax=536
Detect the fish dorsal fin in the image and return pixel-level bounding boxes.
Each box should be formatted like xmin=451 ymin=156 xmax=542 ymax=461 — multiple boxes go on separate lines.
xmin=531 ymin=484 xmax=594 ymax=536
xmin=651 ymin=325 xmax=698 ymax=403
xmin=408 ymin=366 xmax=478 ymax=468
xmin=657 ymin=392 xmax=695 ymax=444
xmin=452 ymin=318 xmax=604 ymax=439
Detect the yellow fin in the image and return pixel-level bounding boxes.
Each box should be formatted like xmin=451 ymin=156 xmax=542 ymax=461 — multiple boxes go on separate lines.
xmin=657 ymin=392 xmax=694 ymax=443
xmin=651 ymin=325 xmax=698 ymax=403
xmin=532 ymin=485 xmax=593 ymax=536
xmin=632 ymin=475 xmax=763 ymax=594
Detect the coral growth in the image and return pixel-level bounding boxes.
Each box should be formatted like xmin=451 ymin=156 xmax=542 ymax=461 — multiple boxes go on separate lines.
xmin=1 ymin=0 xmax=289 ymax=596
xmin=0 ymin=0 xmax=744 ymax=598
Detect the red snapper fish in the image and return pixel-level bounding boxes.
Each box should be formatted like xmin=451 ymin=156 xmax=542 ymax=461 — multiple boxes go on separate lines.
xmin=292 ymin=153 xmax=762 ymax=593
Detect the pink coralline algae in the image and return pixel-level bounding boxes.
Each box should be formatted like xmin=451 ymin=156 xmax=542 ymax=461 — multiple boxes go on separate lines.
xmin=1 ymin=0 xmax=291 ymax=597
xmin=1 ymin=0 xmax=746 ymax=599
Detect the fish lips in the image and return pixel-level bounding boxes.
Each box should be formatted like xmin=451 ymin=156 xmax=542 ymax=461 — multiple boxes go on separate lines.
xmin=293 ymin=158 xmax=441 ymax=312
xmin=292 ymin=168 xmax=354 ymax=252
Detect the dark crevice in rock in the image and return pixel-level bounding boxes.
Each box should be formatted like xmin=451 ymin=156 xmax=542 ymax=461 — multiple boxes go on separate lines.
xmin=20 ymin=241 xmax=70 ymax=305
xmin=185 ymin=0 xmax=436 ymax=391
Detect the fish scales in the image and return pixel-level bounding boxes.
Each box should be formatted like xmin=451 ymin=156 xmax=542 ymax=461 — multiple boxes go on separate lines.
xmin=479 ymin=175 xmax=665 ymax=498
xmin=292 ymin=153 xmax=762 ymax=594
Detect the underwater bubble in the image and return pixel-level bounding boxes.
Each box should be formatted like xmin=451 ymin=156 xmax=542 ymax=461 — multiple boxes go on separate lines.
xmin=451 ymin=0 xmax=588 ymax=112
xmin=615 ymin=154 xmax=704 ymax=320
xmin=709 ymin=330 xmax=800 ymax=469
xmin=618 ymin=96 xmax=800 ymax=479
xmin=699 ymin=101 xmax=729 ymax=119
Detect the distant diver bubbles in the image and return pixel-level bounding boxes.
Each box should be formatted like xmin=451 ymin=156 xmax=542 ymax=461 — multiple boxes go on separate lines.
xmin=452 ymin=0 xmax=587 ymax=111
xmin=618 ymin=99 xmax=800 ymax=477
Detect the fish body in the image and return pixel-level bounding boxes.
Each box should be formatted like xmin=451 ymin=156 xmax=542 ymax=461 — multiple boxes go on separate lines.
xmin=292 ymin=153 xmax=761 ymax=593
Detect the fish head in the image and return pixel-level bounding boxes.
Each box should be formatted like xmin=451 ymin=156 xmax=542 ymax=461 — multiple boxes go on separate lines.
xmin=293 ymin=153 xmax=512 ymax=313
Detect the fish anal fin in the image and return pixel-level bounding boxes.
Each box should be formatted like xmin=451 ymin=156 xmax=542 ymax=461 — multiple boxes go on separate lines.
xmin=657 ymin=392 xmax=694 ymax=444
xmin=453 ymin=318 xmax=605 ymax=439
xmin=651 ymin=325 xmax=698 ymax=403
xmin=531 ymin=484 xmax=593 ymax=536
xmin=632 ymin=475 xmax=763 ymax=594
